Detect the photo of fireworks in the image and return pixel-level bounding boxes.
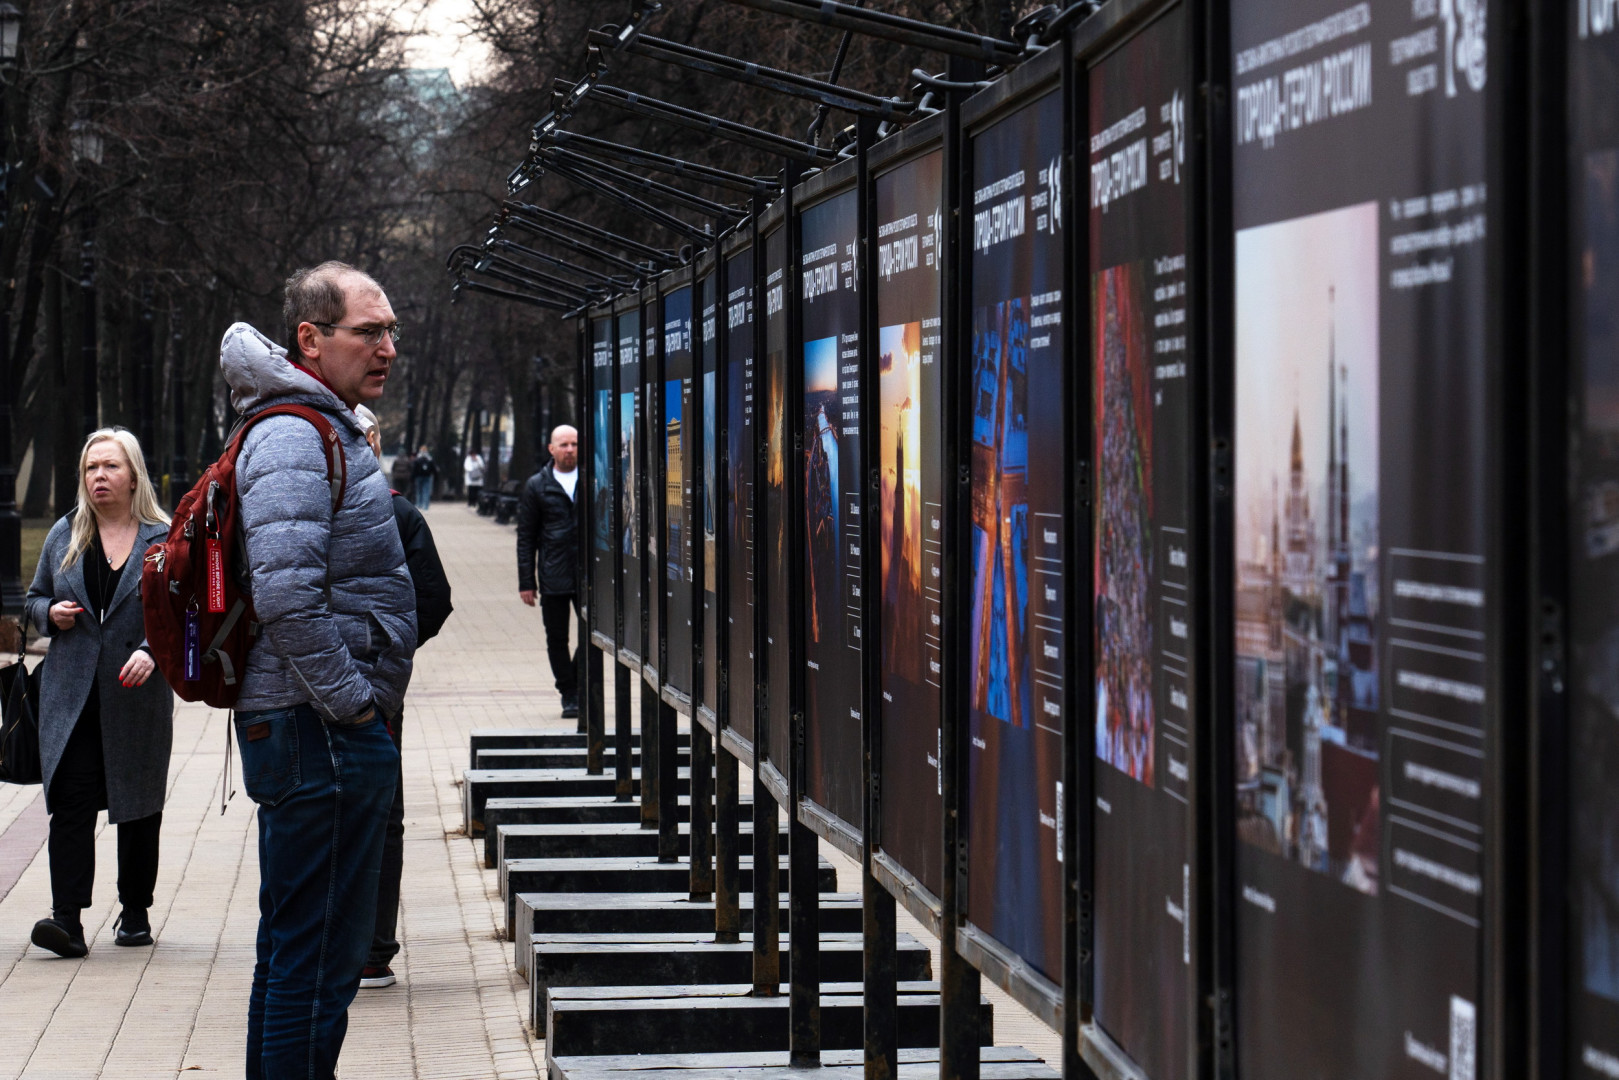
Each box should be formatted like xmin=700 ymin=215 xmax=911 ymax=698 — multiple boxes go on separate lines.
xmin=880 ymin=322 xmax=926 ymax=685
xmin=1094 ymin=264 xmax=1155 ymax=785
xmin=804 ymin=335 xmax=842 ymax=646
xmin=969 ymin=298 xmax=1031 ymax=730
xmin=666 ymin=379 xmax=684 ymax=584
xmin=620 ymin=390 xmax=636 ymax=556
xmin=704 ymin=369 xmax=718 ymax=590
xmin=593 ymin=389 xmax=613 ymax=554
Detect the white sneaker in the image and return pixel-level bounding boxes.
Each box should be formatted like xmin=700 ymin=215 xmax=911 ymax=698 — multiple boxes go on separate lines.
xmin=359 ymin=965 xmax=396 ymax=988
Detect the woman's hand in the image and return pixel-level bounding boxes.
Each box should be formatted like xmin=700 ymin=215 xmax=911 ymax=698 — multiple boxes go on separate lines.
xmin=49 ymin=601 xmax=83 ymax=630
xmin=120 ymin=650 xmax=155 ymax=688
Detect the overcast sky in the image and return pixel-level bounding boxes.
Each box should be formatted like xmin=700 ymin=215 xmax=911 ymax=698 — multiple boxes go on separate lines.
xmin=397 ymin=0 xmax=492 ymax=87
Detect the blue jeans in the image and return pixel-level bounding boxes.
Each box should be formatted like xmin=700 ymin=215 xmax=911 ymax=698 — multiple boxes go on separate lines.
xmin=413 ymin=476 xmax=432 ymax=509
xmin=236 ymin=703 xmax=398 ymax=1080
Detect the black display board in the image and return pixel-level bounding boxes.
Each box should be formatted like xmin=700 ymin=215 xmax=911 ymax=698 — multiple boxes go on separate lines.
xmin=618 ymin=303 xmax=643 ymax=664
xmin=874 ymin=141 xmax=946 ymax=899
xmin=963 ymin=76 xmax=1069 ymax=987
xmin=701 ymin=270 xmax=720 ymax=716
xmin=798 ymin=181 xmax=864 ymax=831
xmin=1569 ymin=5 xmax=1619 ymax=1074
xmin=1230 ymin=2 xmax=1494 ymax=1075
xmin=763 ymin=219 xmax=793 ymax=775
xmin=590 ymin=315 xmax=616 ymax=642
xmin=1085 ymin=6 xmax=1192 ymax=1076
xmin=663 ymin=281 xmax=695 ymax=699
xmin=644 ymin=291 xmax=662 ymax=683
xmin=725 ymin=243 xmax=757 ymax=747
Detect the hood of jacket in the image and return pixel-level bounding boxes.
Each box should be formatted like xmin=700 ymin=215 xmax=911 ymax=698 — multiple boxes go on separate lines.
xmin=219 ymin=322 xmax=372 ymax=437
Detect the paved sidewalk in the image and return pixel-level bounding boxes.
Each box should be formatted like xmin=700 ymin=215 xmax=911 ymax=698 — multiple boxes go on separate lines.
xmin=0 ymin=502 xmax=1058 ymax=1079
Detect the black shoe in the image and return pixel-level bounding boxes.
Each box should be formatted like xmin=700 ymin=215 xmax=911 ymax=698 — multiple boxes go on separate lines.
xmin=560 ymin=693 xmax=579 ymax=719
xmin=114 ymin=907 xmax=152 ymax=947
xmin=31 ymin=916 xmax=87 ymax=958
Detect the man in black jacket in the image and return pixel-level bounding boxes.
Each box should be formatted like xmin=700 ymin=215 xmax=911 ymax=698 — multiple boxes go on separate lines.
xmin=357 ymin=407 xmax=453 ymax=990
xmin=517 ymin=424 xmax=581 ymax=718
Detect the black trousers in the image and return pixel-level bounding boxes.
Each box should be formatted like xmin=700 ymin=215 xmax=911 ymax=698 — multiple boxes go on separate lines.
xmin=48 ymin=699 xmax=162 ymax=914
xmin=539 ymin=593 xmax=580 ymax=696
xmin=368 ymin=709 xmax=406 ymax=967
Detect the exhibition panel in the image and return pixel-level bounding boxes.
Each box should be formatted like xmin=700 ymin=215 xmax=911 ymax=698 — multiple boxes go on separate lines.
xmin=724 ymin=239 xmax=758 ymax=750
xmin=700 ymin=268 xmax=721 ymax=719
xmin=796 ymin=162 xmax=865 ymax=836
xmin=1229 ymin=1 xmax=1496 ymax=1076
xmin=871 ymin=128 xmax=948 ymax=905
xmin=590 ymin=314 xmax=616 ymax=645
xmin=661 ymin=271 xmax=697 ymax=704
xmin=960 ymin=49 xmax=1072 ymax=1003
xmin=1084 ymin=6 xmax=1195 ymax=1078
xmin=616 ymin=297 xmax=643 ymax=666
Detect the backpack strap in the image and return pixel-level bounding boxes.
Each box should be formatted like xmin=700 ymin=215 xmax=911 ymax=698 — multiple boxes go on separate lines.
xmin=228 ymin=404 xmax=348 ymax=514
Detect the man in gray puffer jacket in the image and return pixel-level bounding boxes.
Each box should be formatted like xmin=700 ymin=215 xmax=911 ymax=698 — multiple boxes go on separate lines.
xmin=221 ymin=260 xmax=416 ymax=1080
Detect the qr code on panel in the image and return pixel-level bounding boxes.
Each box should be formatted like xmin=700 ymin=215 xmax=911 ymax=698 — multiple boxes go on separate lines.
xmin=1449 ymin=996 xmax=1476 ymax=1080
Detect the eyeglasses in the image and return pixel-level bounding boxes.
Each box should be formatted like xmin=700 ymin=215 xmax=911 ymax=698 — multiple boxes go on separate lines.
xmin=315 ymin=322 xmax=402 ymax=347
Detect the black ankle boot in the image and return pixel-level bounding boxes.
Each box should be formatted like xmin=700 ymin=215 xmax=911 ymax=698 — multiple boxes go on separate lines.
xmin=114 ymin=907 xmax=152 ymax=947
xmin=31 ymin=912 xmax=87 ymax=958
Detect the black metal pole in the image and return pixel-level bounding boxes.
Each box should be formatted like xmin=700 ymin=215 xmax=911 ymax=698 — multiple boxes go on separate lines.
xmin=752 ymin=199 xmax=783 ymax=998
xmin=137 ymin=285 xmax=155 ymax=477
xmin=785 ymin=159 xmax=821 ymax=1070
xmin=853 ymin=115 xmax=899 ymax=1079
xmin=713 ymin=230 xmax=742 ymax=944
xmin=939 ymin=54 xmax=983 ymax=1080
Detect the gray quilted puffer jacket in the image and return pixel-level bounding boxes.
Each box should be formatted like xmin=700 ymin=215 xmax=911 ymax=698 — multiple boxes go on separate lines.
xmin=220 ymin=322 xmax=417 ymax=722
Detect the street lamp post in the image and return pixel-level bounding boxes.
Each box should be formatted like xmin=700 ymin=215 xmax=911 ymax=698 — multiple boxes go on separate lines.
xmin=0 ymin=1 xmax=25 ymax=616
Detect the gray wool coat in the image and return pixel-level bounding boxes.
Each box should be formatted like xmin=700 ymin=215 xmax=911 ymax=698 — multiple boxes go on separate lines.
xmin=24 ymin=517 xmax=175 ymax=822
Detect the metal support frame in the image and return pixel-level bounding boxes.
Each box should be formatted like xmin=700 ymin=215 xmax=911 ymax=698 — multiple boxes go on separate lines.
xmin=751 ymin=199 xmax=783 ymax=998
xmin=484 ymin=238 xmax=633 ymax=293
xmin=940 ymin=54 xmax=984 ymax=1080
xmin=852 ymin=114 xmax=900 ymax=1079
xmin=712 ymin=226 xmax=743 ymax=944
xmin=615 ymin=664 xmax=634 ymax=800
xmin=784 ymin=158 xmax=823 ymax=1069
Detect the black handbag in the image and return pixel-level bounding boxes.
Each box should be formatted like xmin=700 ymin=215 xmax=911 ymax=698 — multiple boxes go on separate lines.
xmin=0 ymin=624 xmax=42 ymax=785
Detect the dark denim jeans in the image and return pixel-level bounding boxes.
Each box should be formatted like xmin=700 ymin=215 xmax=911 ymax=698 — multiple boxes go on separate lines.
xmin=236 ymin=703 xmax=398 ymax=1080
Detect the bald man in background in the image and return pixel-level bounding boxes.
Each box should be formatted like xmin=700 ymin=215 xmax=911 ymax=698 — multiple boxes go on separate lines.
xmin=516 ymin=425 xmax=582 ymax=718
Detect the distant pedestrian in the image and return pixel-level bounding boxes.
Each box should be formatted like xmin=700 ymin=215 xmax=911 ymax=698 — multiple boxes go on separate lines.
xmin=25 ymin=427 xmax=173 ymax=958
xmin=222 ymin=261 xmax=415 ymax=1080
xmin=356 ymin=406 xmax=453 ymax=991
xmin=411 ymin=445 xmax=435 ymax=509
xmin=464 ymin=448 xmax=486 ymax=507
xmin=389 ymin=448 xmax=413 ymax=492
xmin=516 ymin=424 xmax=581 ymax=719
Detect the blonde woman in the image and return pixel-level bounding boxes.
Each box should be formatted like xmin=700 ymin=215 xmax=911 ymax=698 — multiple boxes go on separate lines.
xmin=23 ymin=428 xmax=173 ymax=958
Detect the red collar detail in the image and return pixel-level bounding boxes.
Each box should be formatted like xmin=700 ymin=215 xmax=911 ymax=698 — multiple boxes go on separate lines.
xmin=288 ymin=357 xmax=347 ymax=405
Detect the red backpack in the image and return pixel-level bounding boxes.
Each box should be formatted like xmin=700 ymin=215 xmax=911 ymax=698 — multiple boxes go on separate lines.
xmin=142 ymin=404 xmax=347 ymax=708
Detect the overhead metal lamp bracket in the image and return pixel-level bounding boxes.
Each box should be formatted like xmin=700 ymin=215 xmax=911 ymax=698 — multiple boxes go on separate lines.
xmin=553 ymin=79 xmax=837 ymax=164
xmin=501 ymin=201 xmax=681 ymax=266
xmin=490 ymin=218 xmax=650 ymax=278
xmin=586 ymin=27 xmax=921 ymax=123
xmin=546 ymin=130 xmax=777 ymax=197
xmin=534 ymin=154 xmax=713 ymax=246
xmin=718 ymin=0 xmax=1025 ymax=64
xmin=540 ymin=145 xmax=745 ymax=221
xmin=450 ymin=276 xmax=571 ymax=311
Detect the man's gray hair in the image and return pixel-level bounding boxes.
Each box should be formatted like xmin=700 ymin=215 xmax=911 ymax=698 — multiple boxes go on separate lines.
xmin=283 ymin=261 xmax=383 ymax=346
